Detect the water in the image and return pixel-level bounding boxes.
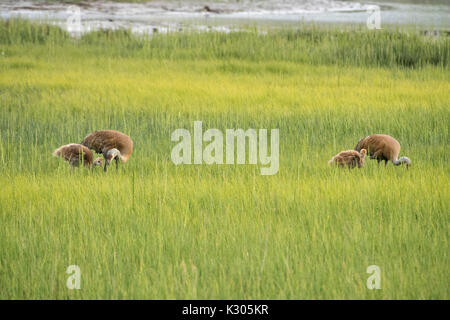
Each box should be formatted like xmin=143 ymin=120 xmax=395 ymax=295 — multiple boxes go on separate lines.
xmin=0 ymin=0 xmax=448 ymax=35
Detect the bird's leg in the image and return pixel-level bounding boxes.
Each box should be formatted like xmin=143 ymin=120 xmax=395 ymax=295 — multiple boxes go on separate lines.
xmin=103 ymin=152 xmax=108 ymax=172
xmin=372 ymin=150 xmax=383 ymax=165
xmin=385 ymin=160 xmax=388 ymax=167
xmin=115 ymin=157 xmax=119 ymax=170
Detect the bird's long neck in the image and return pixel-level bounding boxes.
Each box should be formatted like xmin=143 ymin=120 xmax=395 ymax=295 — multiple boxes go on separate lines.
xmin=107 ymin=149 xmax=130 ymax=163
xmin=393 ymin=157 xmax=410 ymax=166
xmin=106 ymin=148 xmax=121 ymax=162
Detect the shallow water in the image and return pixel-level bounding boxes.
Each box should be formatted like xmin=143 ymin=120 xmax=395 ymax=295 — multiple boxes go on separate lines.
xmin=0 ymin=0 xmax=449 ymax=35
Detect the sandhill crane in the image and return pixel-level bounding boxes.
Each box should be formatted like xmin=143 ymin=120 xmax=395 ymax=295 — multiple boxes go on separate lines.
xmin=328 ymin=149 xmax=367 ymax=169
xmin=81 ymin=130 xmax=133 ymax=172
xmin=53 ymin=143 xmax=102 ymax=169
xmin=355 ymin=134 xmax=411 ymax=169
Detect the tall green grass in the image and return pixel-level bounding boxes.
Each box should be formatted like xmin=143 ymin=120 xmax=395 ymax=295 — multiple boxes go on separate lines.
xmin=1 ymin=19 xmax=449 ymax=67
xmin=0 ymin=19 xmax=448 ymax=299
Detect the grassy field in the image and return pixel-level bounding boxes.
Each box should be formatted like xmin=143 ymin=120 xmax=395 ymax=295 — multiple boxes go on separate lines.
xmin=0 ymin=19 xmax=448 ymax=299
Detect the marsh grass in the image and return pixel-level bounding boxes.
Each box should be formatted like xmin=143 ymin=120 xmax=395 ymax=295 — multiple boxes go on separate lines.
xmin=0 ymin=19 xmax=448 ymax=299
xmin=1 ymin=19 xmax=449 ymax=67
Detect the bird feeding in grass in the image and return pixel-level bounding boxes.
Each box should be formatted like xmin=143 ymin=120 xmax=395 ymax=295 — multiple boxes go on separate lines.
xmin=81 ymin=130 xmax=133 ymax=172
xmin=328 ymin=149 xmax=367 ymax=169
xmin=53 ymin=143 xmax=103 ymax=169
xmin=355 ymin=134 xmax=411 ymax=169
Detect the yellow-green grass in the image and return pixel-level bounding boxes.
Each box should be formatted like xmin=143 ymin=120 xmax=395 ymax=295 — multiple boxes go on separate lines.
xmin=0 ymin=21 xmax=448 ymax=299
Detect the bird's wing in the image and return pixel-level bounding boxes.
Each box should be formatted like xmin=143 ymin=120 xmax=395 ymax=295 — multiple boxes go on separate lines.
xmin=81 ymin=131 xmax=112 ymax=154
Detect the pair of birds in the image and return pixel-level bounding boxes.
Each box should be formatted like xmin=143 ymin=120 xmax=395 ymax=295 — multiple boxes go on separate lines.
xmin=53 ymin=130 xmax=133 ymax=172
xmin=328 ymin=134 xmax=411 ymax=169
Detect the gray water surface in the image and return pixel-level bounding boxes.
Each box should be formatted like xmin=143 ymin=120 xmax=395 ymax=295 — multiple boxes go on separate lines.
xmin=0 ymin=0 xmax=448 ymax=35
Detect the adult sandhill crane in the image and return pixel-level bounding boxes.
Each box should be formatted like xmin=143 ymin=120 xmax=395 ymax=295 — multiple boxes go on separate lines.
xmin=355 ymin=134 xmax=411 ymax=169
xmin=81 ymin=130 xmax=133 ymax=172
xmin=53 ymin=143 xmax=103 ymax=169
xmin=328 ymin=149 xmax=367 ymax=169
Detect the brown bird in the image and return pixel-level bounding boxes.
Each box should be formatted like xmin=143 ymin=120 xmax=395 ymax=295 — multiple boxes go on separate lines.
xmin=355 ymin=134 xmax=411 ymax=168
xmin=53 ymin=143 xmax=103 ymax=169
xmin=328 ymin=149 xmax=367 ymax=168
xmin=81 ymin=130 xmax=133 ymax=172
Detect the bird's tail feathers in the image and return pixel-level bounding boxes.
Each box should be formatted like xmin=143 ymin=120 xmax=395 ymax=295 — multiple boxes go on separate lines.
xmin=355 ymin=140 xmax=362 ymax=151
